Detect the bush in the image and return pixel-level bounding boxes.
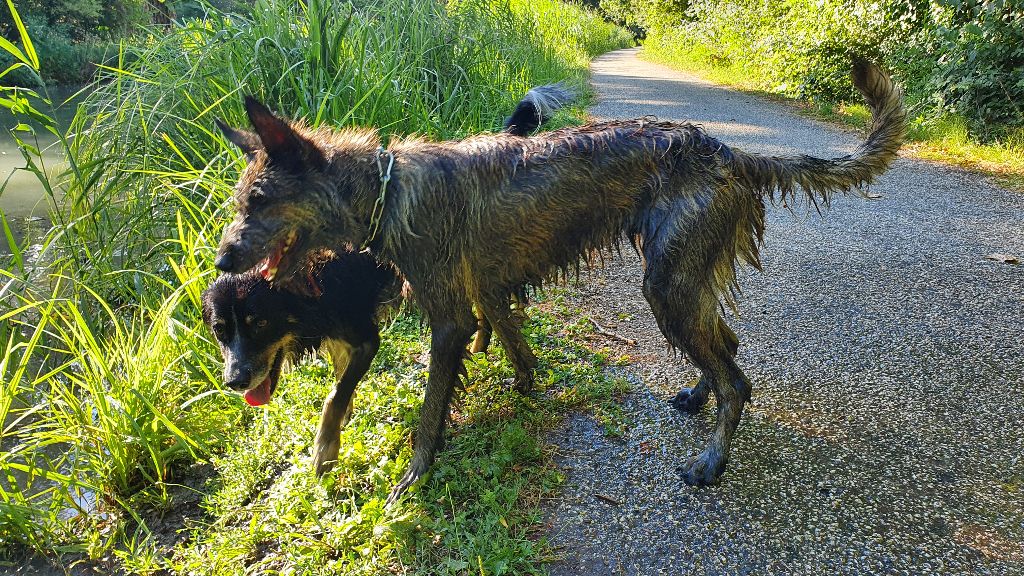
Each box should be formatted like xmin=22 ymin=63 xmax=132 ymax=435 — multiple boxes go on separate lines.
xmin=635 ymin=0 xmax=1024 ymax=139
xmin=927 ymin=3 xmax=1024 ymax=138
xmin=0 ymin=1 xmax=148 ymax=85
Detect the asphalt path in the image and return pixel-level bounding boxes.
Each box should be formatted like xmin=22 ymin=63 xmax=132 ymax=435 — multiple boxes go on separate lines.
xmin=544 ymin=48 xmax=1024 ymax=576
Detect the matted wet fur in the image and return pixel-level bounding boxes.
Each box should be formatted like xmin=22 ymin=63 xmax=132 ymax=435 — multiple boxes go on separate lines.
xmin=201 ymin=251 xmax=403 ymax=475
xmin=201 ymin=84 xmax=574 ymax=475
xmin=214 ymin=61 xmax=906 ymax=504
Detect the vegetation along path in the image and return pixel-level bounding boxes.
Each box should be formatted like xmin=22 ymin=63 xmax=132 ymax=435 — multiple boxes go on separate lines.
xmin=543 ymin=48 xmax=1024 ymax=575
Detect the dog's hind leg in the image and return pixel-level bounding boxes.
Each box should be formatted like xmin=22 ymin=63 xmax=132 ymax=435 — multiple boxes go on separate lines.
xmin=387 ymin=310 xmax=477 ymax=507
xmin=638 ymin=196 xmax=754 ymax=487
xmin=469 ymin=305 xmax=492 ymax=354
xmin=478 ymin=296 xmax=537 ymax=393
xmin=313 ymin=334 xmax=380 ymax=476
xmin=669 ymin=316 xmax=739 ymax=413
xmin=645 ymin=276 xmax=750 ymax=486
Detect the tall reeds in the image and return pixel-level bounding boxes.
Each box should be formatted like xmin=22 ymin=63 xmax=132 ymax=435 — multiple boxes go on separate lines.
xmin=0 ymin=0 xmax=630 ymax=558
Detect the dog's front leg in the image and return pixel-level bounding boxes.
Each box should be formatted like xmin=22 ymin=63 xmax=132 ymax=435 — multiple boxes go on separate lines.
xmin=479 ymin=298 xmax=536 ymax=393
xmin=386 ymin=316 xmax=475 ymax=507
xmin=313 ymin=335 xmax=380 ymax=476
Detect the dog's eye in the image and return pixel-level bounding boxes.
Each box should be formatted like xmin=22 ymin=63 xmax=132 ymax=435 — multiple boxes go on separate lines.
xmin=211 ymin=322 xmax=227 ymax=341
xmin=247 ymin=183 xmax=271 ymax=207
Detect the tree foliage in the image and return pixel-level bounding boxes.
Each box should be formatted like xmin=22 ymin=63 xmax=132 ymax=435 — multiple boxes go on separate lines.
xmin=0 ymin=0 xmax=187 ymax=85
xmin=1 ymin=0 xmax=154 ymax=40
xmin=628 ymin=0 xmax=1024 ymax=137
xmin=928 ymin=2 xmax=1024 ymax=135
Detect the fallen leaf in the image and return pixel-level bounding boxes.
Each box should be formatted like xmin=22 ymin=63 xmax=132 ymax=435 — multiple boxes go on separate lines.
xmin=985 ymin=253 xmax=1020 ymax=264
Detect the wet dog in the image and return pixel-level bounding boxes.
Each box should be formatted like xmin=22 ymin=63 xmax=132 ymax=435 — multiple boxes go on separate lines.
xmin=212 ymin=61 xmax=905 ymax=503
xmin=202 ymin=252 xmax=403 ymax=474
xmin=203 ymin=84 xmax=576 ymax=474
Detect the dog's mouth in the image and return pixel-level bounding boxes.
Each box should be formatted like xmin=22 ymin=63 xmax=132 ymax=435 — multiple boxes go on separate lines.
xmin=243 ymin=347 xmax=286 ymax=407
xmin=260 ymin=230 xmax=299 ymax=282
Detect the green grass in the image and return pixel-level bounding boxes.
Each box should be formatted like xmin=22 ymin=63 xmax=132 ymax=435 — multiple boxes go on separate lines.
xmin=640 ymin=37 xmax=1024 ymax=192
xmin=0 ymin=0 xmax=633 ymax=571
xmin=118 ymin=302 xmax=631 ymax=576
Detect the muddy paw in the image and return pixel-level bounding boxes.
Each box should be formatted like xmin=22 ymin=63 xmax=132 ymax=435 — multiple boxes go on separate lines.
xmin=385 ymin=462 xmax=428 ymax=509
xmin=513 ymin=374 xmax=534 ymax=395
xmin=670 ymin=382 xmax=710 ymax=414
xmin=679 ymin=448 xmax=727 ymax=486
xmin=498 ymin=376 xmax=534 ymax=395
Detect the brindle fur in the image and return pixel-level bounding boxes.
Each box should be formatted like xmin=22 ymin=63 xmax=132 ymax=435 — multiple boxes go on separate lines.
xmin=214 ymin=61 xmax=905 ymax=504
xmin=206 ymin=84 xmax=574 ymax=476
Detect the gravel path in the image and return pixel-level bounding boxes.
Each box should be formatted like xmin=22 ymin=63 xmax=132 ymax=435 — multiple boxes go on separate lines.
xmin=543 ymin=48 xmax=1024 ymax=576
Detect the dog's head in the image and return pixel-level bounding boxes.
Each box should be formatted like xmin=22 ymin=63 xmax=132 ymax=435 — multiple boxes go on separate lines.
xmin=201 ymin=270 xmax=303 ymax=406
xmin=214 ymin=98 xmax=376 ymax=283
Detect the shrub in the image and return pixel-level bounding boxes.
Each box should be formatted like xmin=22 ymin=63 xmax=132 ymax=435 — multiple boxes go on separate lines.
xmin=634 ymin=0 xmax=1024 ymax=139
xmin=927 ymin=3 xmax=1024 ymax=137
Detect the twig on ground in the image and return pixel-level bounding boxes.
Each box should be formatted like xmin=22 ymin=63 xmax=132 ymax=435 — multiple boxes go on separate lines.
xmin=594 ymin=493 xmax=622 ymax=506
xmin=588 ymin=317 xmax=637 ymax=346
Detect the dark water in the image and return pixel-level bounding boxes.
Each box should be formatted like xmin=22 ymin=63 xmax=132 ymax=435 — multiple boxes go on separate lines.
xmin=0 ymin=86 xmax=82 ymax=252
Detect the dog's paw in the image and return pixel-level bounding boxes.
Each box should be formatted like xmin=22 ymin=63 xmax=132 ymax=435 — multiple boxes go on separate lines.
xmin=670 ymin=380 xmax=710 ymax=414
xmin=679 ymin=448 xmax=727 ymax=486
xmin=497 ymin=376 xmax=535 ymax=395
xmin=312 ymin=435 xmax=341 ymax=477
xmin=385 ymin=463 xmax=428 ymax=509
xmin=513 ymin=374 xmax=534 ymax=395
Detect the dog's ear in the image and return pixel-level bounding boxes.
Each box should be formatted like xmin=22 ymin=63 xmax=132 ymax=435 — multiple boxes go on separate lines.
xmin=243 ymin=96 xmax=324 ymax=172
xmin=215 ymin=118 xmax=261 ymax=157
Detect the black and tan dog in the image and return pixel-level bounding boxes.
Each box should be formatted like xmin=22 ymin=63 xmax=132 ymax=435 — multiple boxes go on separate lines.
xmin=212 ymin=61 xmax=905 ymax=503
xmin=202 ymin=252 xmax=404 ymax=474
xmin=203 ymin=84 xmax=575 ymax=474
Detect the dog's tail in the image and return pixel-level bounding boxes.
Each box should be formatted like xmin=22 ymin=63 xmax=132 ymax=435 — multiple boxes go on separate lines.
xmin=731 ymin=59 xmax=906 ymax=206
xmin=503 ymin=82 xmax=579 ymax=136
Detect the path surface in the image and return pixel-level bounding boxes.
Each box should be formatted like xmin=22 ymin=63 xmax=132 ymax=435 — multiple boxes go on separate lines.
xmin=543 ymin=48 xmax=1024 ymax=576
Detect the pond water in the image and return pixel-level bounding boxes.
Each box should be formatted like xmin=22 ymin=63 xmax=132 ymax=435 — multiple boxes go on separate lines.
xmin=0 ymin=86 xmax=82 ymax=252
xmin=0 ymin=87 xmax=91 ymax=518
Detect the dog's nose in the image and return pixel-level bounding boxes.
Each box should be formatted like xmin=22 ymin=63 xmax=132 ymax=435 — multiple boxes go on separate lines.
xmin=215 ymin=250 xmax=234 ymax=272
xmin=224 ymin=366 xmax=252 ymax=391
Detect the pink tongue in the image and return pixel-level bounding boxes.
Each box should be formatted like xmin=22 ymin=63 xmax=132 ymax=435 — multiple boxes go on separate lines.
xmin=260 ymin=249 xmax=284 ymax=280
xmin=244 ymin=378 xmax=272 ymax=406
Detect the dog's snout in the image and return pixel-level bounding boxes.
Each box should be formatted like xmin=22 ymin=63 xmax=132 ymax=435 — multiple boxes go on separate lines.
xmin=224 ymin=366 xmax=252 ymax=391
xmin=215 ymin=249 xmax=234 ymax=272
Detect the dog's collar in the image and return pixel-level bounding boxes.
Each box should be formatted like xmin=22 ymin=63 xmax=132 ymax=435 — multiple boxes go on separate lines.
xmin=361 ymin=146 xmax=394 ymax=250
